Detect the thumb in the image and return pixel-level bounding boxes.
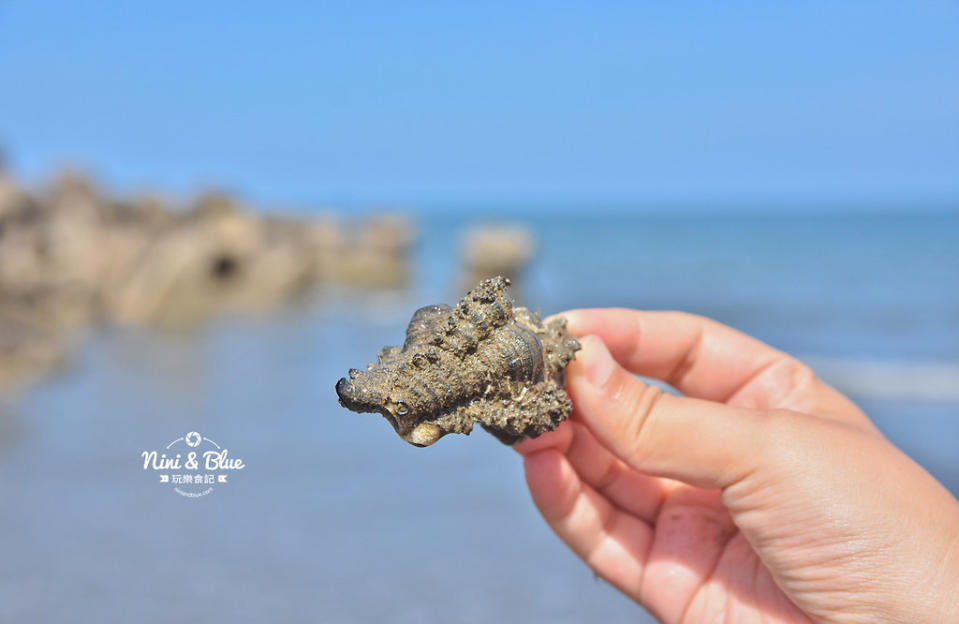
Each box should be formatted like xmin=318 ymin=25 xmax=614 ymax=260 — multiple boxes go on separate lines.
xmin=568 ymin=335 xmax=771 ymax=490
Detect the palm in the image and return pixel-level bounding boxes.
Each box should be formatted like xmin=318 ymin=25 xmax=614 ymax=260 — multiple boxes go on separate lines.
xmin=521 ymin=419 xmax=811 ymax=623
xmin=640 ymin=483 xmax=810 ymax=623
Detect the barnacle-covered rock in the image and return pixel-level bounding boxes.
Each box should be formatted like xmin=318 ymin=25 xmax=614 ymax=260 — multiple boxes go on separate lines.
xmin=335 ymin=276 xmax=581 ymax=446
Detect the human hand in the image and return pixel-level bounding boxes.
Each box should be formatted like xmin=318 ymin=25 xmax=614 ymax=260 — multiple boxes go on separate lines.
xmin=515 ymin=309 xmax=959 ymax=623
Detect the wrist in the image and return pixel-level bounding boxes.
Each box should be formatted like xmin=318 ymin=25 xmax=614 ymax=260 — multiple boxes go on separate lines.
xmin=879 ymin=513 xmax=959 ymax=623
xmin=909 ymin=525 xmax=959 ymax=623
xmin=933 ymin=535 xmax=959 ymax=622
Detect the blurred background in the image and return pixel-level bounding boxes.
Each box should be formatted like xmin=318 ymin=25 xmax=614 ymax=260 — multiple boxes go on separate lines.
xmin=1 ymin=2 xmax=957 ymax=622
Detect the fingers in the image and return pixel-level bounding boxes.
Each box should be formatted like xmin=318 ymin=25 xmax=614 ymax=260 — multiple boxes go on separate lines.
xmin=561 ymin=308 xmax=872 ymax=427
xmin=524 ymin=448 xmax=652 ymax=601
xmin=513 ymin=419 xmax=573 ymax=455
xmin=560 ymin=309 xmax=783 ymax=403
xmin=516 ymin=419 xmax=671 ymax=524
xmin=568 ymin=335 xmax=767 ymax=490
xmin=563 ymin=420 xmax=671 ymax=523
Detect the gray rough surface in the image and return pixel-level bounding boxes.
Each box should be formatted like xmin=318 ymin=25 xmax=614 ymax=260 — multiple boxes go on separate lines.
xmin=336 ymin=276 xmax=581 ymax=446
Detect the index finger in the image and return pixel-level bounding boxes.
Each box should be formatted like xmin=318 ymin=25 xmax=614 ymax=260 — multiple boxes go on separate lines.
xmin=559 ymin=308 xmax=867 ymax=421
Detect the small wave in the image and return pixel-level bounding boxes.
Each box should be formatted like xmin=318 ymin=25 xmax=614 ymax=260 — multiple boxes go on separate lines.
xmin=802 ymin=356 xmax=959 ymax=402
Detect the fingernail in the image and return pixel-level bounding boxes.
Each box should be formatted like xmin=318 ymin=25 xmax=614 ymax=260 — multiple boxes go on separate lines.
xmin=582 ymin=336 xmax=616 ymax=388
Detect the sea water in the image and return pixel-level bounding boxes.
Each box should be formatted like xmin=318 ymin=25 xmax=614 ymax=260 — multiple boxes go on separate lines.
xmin=0 ymin=212 xmax=956 ymax=623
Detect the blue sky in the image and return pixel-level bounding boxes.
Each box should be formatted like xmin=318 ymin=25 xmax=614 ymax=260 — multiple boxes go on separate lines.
xmin=0 ymin=1 xmax=957 ymax=210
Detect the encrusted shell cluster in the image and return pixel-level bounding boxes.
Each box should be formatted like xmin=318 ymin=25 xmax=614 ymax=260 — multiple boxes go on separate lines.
xmin=335 ymin=276 xmax=581 ymax=446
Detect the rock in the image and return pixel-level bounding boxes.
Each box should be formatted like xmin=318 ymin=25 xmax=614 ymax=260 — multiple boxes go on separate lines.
xmin=0 ymin=311 xmax=68 ymax=396
xmin=106 ymin=208 xmax=320 ymax=328
xmin=0 ymin=169 xmax=157 ymax=328
xmin=190 ymin=190 xmax=239 ymax=219
xmin=109 ymin=193 xmax=175 ymax=230
xmin=337 ymin=214 xmax=414 ymax=288
xmin=301 ymin=215 xmax=348 ymax=283
xmin=0 ymin=150 xmax=421 ymax=396
xmin=461 ymin=224 xmax=534 ymax=289
xmin=106 ymin=209 xmax=264 ymax=328
xmin=0 ymin=175 xmax=33 ymax=221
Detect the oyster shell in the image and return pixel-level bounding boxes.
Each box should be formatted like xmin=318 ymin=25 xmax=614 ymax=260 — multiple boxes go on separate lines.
xmin=335 ymin=276 xmax=581 ymax=446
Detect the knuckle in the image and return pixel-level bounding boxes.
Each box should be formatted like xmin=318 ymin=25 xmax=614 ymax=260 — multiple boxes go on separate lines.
xmin=762 ymin=408 xmax=804 ymax=443
xmin=764 ymin=356 xmax=819 ymax=408
xmin=783 ymin=357 xmax=817 ymax=391
xmin=758 ymin=408 xmax=817 ymax=472
xmin=615 ymin=376 xmax=664 ymax=457
xmin=593 ymin=454 xmax=620 ymax=491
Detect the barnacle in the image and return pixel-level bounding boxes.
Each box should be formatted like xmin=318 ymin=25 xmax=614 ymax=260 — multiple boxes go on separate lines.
xmin=335 ymin=276 xmax=581 ymax=446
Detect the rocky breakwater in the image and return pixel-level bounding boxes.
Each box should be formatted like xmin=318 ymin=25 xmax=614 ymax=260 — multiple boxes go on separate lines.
xmin=0 ymin=161 xmax=414 ymax=395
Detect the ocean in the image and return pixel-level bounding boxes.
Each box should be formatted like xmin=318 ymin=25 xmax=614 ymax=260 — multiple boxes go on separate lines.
xmin=0 ymin=211 xmax=956 ymax=623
